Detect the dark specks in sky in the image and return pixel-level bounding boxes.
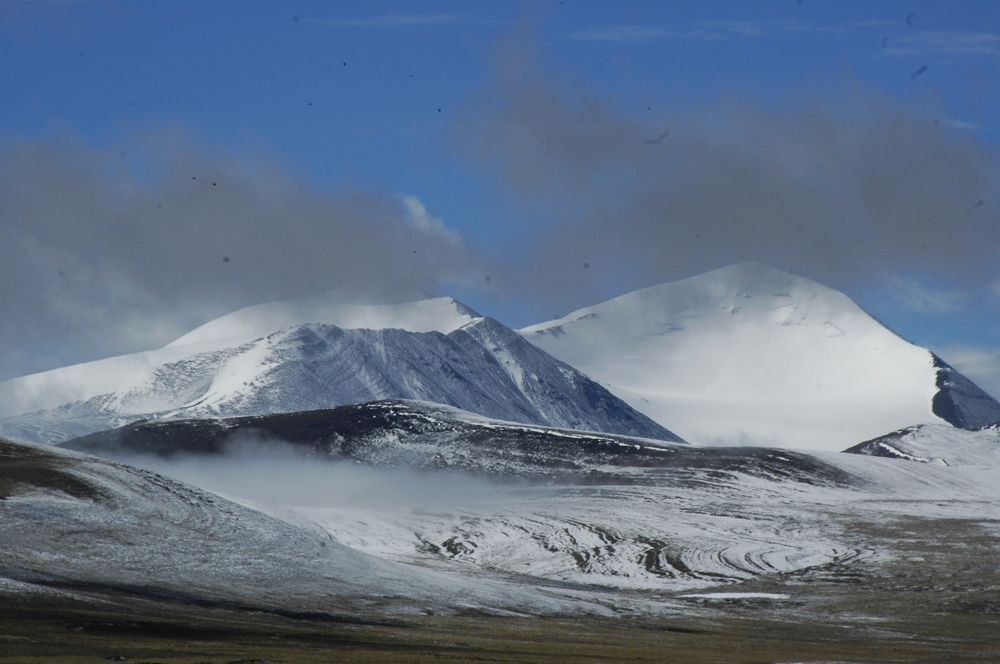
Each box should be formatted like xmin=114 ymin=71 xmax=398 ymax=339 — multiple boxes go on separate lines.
xmin=910 ymin=65 xmax=928 ymax=80
xmin=583 ymin=262 xmax=590 ymax=270
xmin=906 ymin=12 xmax=916 ymax=27
xmin=222 ymin=256 xmax=231 ymax=264
xmin=974 ymin=199 xmax=985 ymax=208
xmin=644 ymin=129 xmax=670 ymax=145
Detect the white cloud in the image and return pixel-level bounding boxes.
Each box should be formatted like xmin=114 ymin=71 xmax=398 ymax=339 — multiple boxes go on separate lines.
xmin=570 ymin=21 xmax=1000 ymax=60
xmin=885 ymin=276 xmax=969 ymax=314
xmin=308 ymin=14 xmax=503 ymax=29
xmin=936 ymin=345 xmax=1000 ymax=399
xmin=398 ymin=194 xmax=462 ymax=246
xmin=939 ymin=118 xmax=982 ymax=131
xmin=569 ymin=20 xmax=865 ymax=43
xmin=570 ymin=22 xmax=769 ymax=43
xmin=884 ymin=30 xmax=1000 ymax=57
xmin=570 ymin=25 xmax=683 ymax=43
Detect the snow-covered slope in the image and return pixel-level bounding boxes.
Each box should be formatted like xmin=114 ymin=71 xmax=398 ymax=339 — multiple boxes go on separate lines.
xmin=521 ymin=262 xmax=1000 ymax=452
xmin=167 ymin=291 xmax=481 ymax=350
xmin=0 ymin=294 xmax=479 ymax=421
xmin=0 ymin=310 xmax=676 ymax=443
xmin=844 ymin=420 xmax=1000 ymax=467
xmin=0 ymin=436 xmax=598 ymax=615
xmin=62 ymin=399 xmax=694 ymax=472
xmin=59 ymin=403 xmax=1000 ymax=598
xmin=60 ymin=402 xmax=864 ymax=592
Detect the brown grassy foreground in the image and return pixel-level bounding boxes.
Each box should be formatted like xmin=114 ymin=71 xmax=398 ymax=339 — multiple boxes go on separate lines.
xmin=1 ymin=583 xmax=998 ymax=664
xmin=3 ymin=513 xmax=999 ymax=662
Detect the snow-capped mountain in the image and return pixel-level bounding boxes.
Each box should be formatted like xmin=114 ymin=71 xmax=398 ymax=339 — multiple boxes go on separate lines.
xmin=844 ymin=420 xmax=1000 ymax=466
xmin=0 ymin=293 xmax=480 ymax=420
xmin=521 ymin=262 xmax=1000 ymax=452
xmin=167 ymin=290 xmax=483 ymax=350
xmin=0 ymin=298 xmax=676 ymax=444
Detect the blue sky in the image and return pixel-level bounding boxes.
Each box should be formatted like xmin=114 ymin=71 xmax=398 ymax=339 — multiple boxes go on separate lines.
xmin=2 ymin=0 xmax=999 ymax=391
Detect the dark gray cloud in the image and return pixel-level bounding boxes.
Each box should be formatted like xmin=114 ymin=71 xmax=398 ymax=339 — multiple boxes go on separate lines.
xmin=458 ymin=30 xmax=1000 ymax=309
xmin=0 ymin=130 xmax=474 ymax=380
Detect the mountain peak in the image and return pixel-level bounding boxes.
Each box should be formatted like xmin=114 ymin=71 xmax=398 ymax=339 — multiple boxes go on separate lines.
xmin=166 ymin=292 xmax=482 ymax=351
xmin=627 ymin=261 xmax=832 ymax=302
xmin=521 ymin=263 xmax=1000 ymax=452
xmin=0 ymin=292 xmax=482 ymax=422
xmin=522 ymin=262 xmax=844 ymax=339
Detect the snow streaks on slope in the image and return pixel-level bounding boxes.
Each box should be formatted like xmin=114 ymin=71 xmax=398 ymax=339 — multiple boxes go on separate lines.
xmin=1 ymin=313 xmax=675 ymax=444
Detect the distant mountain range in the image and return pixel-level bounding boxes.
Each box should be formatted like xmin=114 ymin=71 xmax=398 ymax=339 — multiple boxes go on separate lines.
xmin=2 ymin=262 xmax=996 ymax=451
xmin=0 ymin=297 xmax=675 ymax=444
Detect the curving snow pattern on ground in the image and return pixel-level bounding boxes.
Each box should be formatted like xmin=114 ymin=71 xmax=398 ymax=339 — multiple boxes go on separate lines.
xmin=40 ymin=401 xmax=1000 ymax=614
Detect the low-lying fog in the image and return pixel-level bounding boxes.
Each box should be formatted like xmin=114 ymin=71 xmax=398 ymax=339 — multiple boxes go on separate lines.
xmin=116 ymin=432 xmax=528 ymax=511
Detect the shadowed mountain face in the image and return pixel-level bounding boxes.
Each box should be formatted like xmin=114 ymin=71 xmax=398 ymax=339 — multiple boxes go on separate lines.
xmin=0 ymin=315 xmax=678 ymax=445
xmin=930 ymin=355 xmax=1000 ymax=430
xmin=61 ymin=400 xmax=863 ymax=488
